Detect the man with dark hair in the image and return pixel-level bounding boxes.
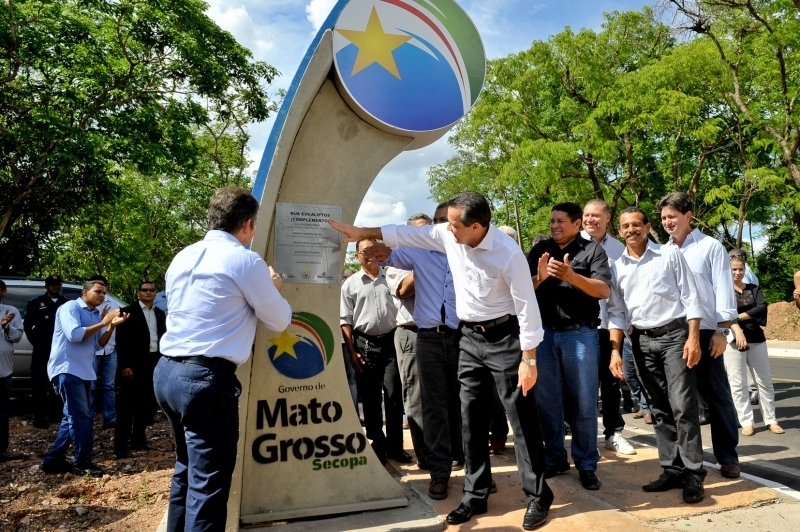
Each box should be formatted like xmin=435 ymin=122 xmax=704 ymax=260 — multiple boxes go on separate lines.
xmin=42 ymin=280 xmax=129 ymax=477
xmin=330 ymin=191 xmax=553 ymax=531
xmin=0 ymin=280 xmax=25 ymax=461
xmin=365 ymin=203 xmax=466 ymax=500
xmin=608 ymin=206 xmax=707 ymax=503
xmin=87 ymin=274 xmax=119 ymax=430
xmin=527 ymin=202 xmax=611 ymax=490
xmin=25 ymin=274 xmax=69 ymax=429
xmin=155 ymin=186 xmax=291 ymax=532
xmin=658 ymin=191 xmax=740 ymax=479
xmin=114 ymin=281 xmax=166 ymax=457
xmin=341 ymin=238 xmax=408 ymax=465
xmin=582 ymin=200 xmax=642 ymax=449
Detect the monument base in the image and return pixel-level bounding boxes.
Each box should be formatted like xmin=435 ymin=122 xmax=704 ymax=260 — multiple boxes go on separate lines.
xmin=240 ymin=497 xmax=408 ymax=525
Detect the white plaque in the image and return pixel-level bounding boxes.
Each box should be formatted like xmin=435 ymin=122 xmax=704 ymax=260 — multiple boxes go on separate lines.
xmin=274 ymin=203 xmax=342 ymax=284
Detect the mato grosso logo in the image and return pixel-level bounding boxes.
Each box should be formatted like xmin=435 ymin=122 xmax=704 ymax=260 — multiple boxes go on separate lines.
xmin=333 ymin=0 xmax=485 ymax=133
xmin=267 ymin=312 xmax=335 ymax=379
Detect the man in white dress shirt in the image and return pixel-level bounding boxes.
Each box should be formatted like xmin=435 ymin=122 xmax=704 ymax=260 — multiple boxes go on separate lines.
xmin=658 ymin=192 xmax=740 ymax=479
xmin=330 ymin=191 xmax=552 ymax=531
xmin=608 ymin=206 xmax=707 ymax=504
xmin=154 ymin=187 xmax=292 ymax=532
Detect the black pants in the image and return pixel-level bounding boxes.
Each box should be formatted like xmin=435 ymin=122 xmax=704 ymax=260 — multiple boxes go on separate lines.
xmin=598 ymin=329 xmax=625 ymax=437
xmin=31 ymin=348 xmax=62 ymax=423
xmin=696 ymin=329 xmax=739 ymax=465
xmin=116 ymin=353 xmax=160 ymax=452
xmin=459 ymin=318 xmax=553 ymax=508
xmin=417 ymin=327 xmax=464 ymax=479
xmin=631 ymin=327 xmax=705 ymax=478
xmin=354 ymin=331 xmax=403 ymax=461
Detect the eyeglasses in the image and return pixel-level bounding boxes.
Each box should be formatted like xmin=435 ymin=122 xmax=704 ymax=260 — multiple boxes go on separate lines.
xmin=433 ymin=217 xmax=448 ymax=224
xmin=139 ymin=288 xmax=156 ymax=292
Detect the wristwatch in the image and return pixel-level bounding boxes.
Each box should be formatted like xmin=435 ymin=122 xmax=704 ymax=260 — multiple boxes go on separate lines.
xmin=716 ymin=327 xmax=731 ymax=336
xmin=520 ymin=357 xmax=537 ymax=367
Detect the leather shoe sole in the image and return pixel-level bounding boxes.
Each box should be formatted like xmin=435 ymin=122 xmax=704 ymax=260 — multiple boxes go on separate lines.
xmin=446 ymin=502 xmax=487 ymax=524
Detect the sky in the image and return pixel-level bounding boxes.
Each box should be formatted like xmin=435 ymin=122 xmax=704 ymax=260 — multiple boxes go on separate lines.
xmin=206 ymin=0 xmax=652 ymax=227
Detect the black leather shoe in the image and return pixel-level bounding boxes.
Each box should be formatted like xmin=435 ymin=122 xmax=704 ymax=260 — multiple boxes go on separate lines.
xmin=579 ymin=470 xmax=601 ymax=490
xmin=428 ymin=477 xmax=449 ymax=500
xmin=0 ymin=452 xmax=27 ymax=462
xmin=73 ymin=462 xmax=103 ymax=478
xmin=387 ymin=450 xmax=413 ymax=463
xmin=446 ymin=501 xmax=487 ymax=524
xmin=523 ymin=499 xmax=548 ymax=530
xmin=543 ymin=462 xmax=570 ymax=479
xmin=720 ymin=462 xmax=741 ymax=479
xmin=41 ymin=458 xmax=72 ymax=474
xmin=642 ymin=471 xmax=685 ymax=492
xmin=683 ymin=476 xmax=704 ymax=503
xmin=489 ymin=479 xmax=497 ymax=494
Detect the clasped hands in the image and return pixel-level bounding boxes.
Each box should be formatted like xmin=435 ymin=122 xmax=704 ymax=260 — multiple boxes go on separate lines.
xmin=537 ymin=252 xmax=576 ymax=283
xmin=100 ymin=306 xmax=129 ymax=328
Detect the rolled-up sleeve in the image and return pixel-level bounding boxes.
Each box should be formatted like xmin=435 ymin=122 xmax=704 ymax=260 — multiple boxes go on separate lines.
xmin=607 ymin=266 xmax=628 ymax=331
xmin=503 ymin=252 xmax=544 ymax=351
xmin=340 ymin=280 xmax=355 ymax=327
xmin=4 ymin=308 xmax=23 ymax=343
xmin=241 ymin=257 xmax=292 ymax=333
xmin=62 ymin=304 xmax=87 ymax=343
xmin=672 ymin=249 xmax=704 ymax=321
xmin=711 ymin=245 xmax=737 ymax=323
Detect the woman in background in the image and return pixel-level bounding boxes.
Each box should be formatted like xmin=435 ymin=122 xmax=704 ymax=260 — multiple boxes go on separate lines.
xmin=723 ymin=258 xmax=784 ymax=436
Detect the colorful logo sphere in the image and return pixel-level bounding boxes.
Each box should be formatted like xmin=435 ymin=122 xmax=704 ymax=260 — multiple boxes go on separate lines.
xmin=333 ymin=0 xmax=485 ymax=134
xmin=267 ymin=312 xmax=335 ymax=380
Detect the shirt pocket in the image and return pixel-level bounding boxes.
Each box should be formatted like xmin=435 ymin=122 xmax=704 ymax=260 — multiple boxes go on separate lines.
xmin=475 ymin=273 xmax=498 ymax=298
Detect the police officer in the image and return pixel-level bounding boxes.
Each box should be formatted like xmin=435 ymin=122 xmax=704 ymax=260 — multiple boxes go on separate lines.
xmin=24 ymin=275 xmax=69 ymax=429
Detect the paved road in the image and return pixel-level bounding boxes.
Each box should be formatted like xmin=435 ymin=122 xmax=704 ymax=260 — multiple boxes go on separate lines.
xmin=625 ymin=355 xmax=800 ymax=493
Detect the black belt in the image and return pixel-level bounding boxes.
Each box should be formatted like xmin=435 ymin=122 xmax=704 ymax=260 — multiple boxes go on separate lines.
xmin=173 ymin=355 xmax=237 ymax=374
xmin=419 ymin=325 xmax=459 ymax=334
xmin=634 ymin=318 xmax=687 ymax=338
xmin=353 ymin=329 xmax=395 ymax=343
xmin=547 ymin=320 xmax=597 ymax=332
xmin=398 ymin=324 xmax=419 ymax=333
xmin=462 ymin=314 xmax=511 ymax=333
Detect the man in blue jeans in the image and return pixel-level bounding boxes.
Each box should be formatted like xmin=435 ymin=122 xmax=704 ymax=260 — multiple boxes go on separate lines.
xmin=88 ymin=274 xmax=118 ymax=430
xmin=42 ymin=280 xmax=128 ymax=477
xmin=155 ymin=187 xmax=291 ymax=532
xmin=526 ymin=202 xmax=611 ymax=490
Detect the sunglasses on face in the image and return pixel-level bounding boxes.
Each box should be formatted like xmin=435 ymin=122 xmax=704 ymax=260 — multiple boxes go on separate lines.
xmin=433 ymin=217 xmax=448 ymax=224
xmin=139 ymin=288 xmax=156 ymax=293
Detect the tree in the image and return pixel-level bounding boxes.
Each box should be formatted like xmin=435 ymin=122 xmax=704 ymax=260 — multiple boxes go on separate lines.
xmin=0 ymin=0 xmax=278 ymax=243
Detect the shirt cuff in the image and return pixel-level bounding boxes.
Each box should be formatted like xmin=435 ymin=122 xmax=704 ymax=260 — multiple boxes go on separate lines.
xmin=381 ymin=225 xmax=399 ymax=248
xmin=608 ymin=317 xmax=627 ymax=331
xmin=685 ymin=304 xmax=705 ymax=322
xmin=716 ymin=309 xmax=738 ymax=322
xmin=519 ymin=326 xmax=544 ymax=351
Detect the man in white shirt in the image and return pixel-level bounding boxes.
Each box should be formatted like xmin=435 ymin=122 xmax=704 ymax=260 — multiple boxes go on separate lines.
xmin=155 ymin=187 xmax=291 ymax=532
xmin=659 ymin=192 xmax=740 ymax=479
xmin=608 ymin=206 xmax=706 ymax=504
xmin=581 ymin=200 xmax=637 ymax=454
xmin=330 ymin=191 xmax=552 ymax=531
xmin=87 ymin=275 xmax=119 ymax=430
xmin=0 ymin=280 xmax=24 ymax=461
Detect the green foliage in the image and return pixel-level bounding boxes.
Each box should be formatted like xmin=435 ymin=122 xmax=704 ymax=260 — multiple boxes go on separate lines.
xmin=755 ymin=223 xmax=800 ymax=303
xmin=0 ymin=0 xmax=277 ymax=246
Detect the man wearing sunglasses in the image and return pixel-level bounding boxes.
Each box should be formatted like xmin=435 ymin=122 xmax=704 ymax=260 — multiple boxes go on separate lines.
xmin=114 ymin=281 xmax=167 ymax=458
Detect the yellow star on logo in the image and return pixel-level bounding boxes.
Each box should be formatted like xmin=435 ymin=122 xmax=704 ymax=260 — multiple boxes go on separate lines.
xmin=336 ymin=7 xmax=412 ymax=79
xmin=268 ymin=330 xmax=301 ymax=360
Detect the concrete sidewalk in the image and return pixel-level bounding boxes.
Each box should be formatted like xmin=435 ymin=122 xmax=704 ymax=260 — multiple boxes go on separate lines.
xmin=247 ymin=426 xmax=799 ymax=532
xmin=766 ymin=340 xmax=800 ymax=358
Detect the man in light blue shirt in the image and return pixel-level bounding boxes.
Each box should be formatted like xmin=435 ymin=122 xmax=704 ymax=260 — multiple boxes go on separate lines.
xmin=42 ymin=280 xmax=128 ymax=477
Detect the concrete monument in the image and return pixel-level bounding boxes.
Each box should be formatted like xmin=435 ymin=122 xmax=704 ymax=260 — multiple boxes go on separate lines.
xmin=227 ymin=0 xmax=485 ymax=527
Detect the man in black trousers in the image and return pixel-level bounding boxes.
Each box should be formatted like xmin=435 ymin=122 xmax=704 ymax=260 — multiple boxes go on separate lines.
xmin=24 ymin=274 xmax=69 ymax=429
xmin=114 ymin=281 xmax=166 ymax=457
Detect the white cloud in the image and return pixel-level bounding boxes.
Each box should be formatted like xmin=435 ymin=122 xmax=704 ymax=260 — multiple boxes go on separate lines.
xmin=354 ymin=190 xmax=409 ymax=227
xmin=305 ymin=0 xmax=338 ymax=31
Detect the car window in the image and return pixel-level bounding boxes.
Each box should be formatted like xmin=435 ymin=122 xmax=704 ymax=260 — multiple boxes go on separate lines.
xmin=2 ymin=286 xmax=82 ymax=319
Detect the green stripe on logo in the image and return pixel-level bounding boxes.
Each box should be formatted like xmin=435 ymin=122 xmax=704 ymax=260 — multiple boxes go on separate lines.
xmin=293 ymin=312 xmax=335 ymax=365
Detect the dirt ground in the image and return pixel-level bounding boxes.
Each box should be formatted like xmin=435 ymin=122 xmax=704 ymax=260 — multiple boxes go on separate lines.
xmin=765 ymin=301 xmax=800 ymax=341
xmin=0 ymin=397 xmax=171 ymax=532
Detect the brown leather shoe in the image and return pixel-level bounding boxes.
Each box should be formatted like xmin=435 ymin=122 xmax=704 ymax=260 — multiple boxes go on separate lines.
xmin=633 ymin=409 xmax=644 ymax=419
xmin=428 ymin=477 xmax=449 ymax=500
xmin=720 ymin=463 xmax=741 ymax=479
xmin=643 ymin=413 xmax=653 ymax=424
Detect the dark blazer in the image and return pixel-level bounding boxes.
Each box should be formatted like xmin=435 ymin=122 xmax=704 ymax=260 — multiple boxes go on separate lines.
xmin=116 ymin=301 xmax=167 ymax=373
xmin=24 ymin=294 xmax=69 ymax=351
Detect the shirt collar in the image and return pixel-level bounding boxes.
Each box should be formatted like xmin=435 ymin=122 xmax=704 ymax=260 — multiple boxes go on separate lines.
xmin=358 ymin=267 xmax=385 ymax=281
xmin=76 ymin=298 xmax=97 ymax=313
xmin=621 ymin=239 xmax=661 ymax=261
xmin=475 ymin=226 xmax=496 ymax=251
xmin=580 ymin=229 xmax=607 ymax=245
xmin=139 ymin=300 xmax=153 ymax=312
xmin=667 ymin=228 xmax=700 ymax=247
xmin=204 ymin=230 xmax=243 ymax=246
